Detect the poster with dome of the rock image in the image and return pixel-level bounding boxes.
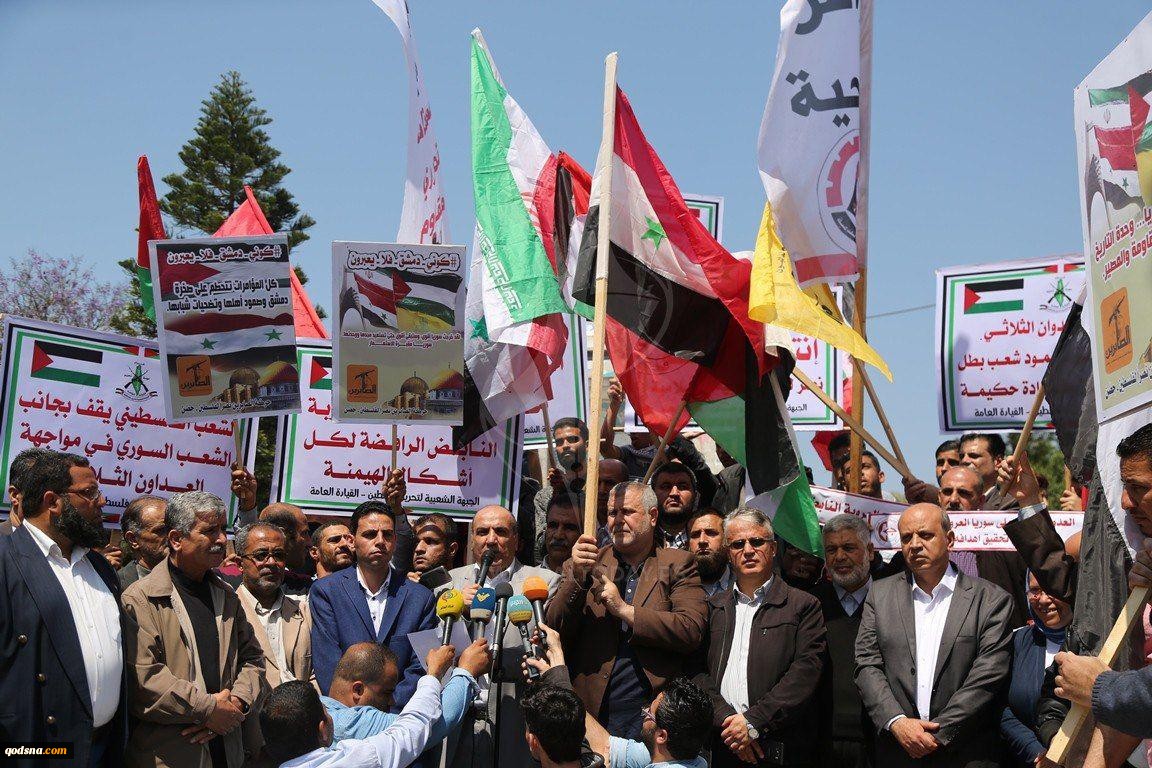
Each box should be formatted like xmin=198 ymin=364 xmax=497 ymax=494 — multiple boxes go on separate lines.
xmin=331 ymin=241 xmax=466 ymax=425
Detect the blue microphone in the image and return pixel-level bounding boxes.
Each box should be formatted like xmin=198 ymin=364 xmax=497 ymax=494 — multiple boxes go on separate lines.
xmin=470 ymin=587 xmax=497 ymax=641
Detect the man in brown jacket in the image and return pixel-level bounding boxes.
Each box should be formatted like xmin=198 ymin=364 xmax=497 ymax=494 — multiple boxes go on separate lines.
xmin=122 ymin=491 xmax=267 ymax=768
xmin=545 ymin=480 xmax=707 ymax=739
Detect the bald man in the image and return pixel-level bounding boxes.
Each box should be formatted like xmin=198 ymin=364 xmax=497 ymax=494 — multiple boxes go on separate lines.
xmin=448 ymin=505 xmax=559 ymax=768
xmin=856 ymin=504 xmax=1013 ymax=768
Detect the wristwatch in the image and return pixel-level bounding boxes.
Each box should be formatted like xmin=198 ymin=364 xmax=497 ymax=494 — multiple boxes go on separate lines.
xmin=746 ymin=722 xmax=759 ymax=740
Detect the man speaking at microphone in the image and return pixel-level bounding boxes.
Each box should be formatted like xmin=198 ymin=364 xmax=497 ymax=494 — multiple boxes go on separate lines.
xmin=446 ymin=505 xmax=559 ymax=768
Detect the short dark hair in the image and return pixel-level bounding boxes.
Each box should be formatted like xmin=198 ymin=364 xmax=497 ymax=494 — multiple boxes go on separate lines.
xmin=656 ymin=677 xmax=713 ymax=760
xmin=1118 ymin=424 xmax=1152 ymax=463
xmin=552 ymin=417 xmax=589 ymax=442
xmin=687 ymin=507 xmax=723 ymax=531
xmin=18 ymin=452 xmax=88 ymax=517
xmin=545 ymin=492 xmax=580 ymax=517
xmin=828 ymin=432 xmax=851 ymax=454
xmin=8 ymin=447 xmax=50 ymax=492
xmin=935 ymin=439 xmax=960 ymax=456
xmin=650 ymin=462 xmax=696 ymax=494
xmin=333 ymin=642 xmax=399 ymax=687
xmin=122 ymin=495 xmax=167 ymax=535
xmin=413 ymin=512 xmax=457 ymax=545
xmin=522 ymin=685 xmax=585 ymax=763
xmin=349 ymin=500 xmax=395 ymax=535
xmin=310 ymin=521 xmax=348 ymax=549
xmin=234 ymin=522 xmax=286 ymax=558
xmin=860 ymin=450 xmax=881 ymax=467
xmin=260 ymin=681 xmax=326 ymax=763
xmin=960 ymin=432 xmax=1007 ymax=460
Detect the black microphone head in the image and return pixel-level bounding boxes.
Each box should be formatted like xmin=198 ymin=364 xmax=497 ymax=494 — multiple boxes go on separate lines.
xmin=418 ymin=566 xmax=453 ymax=591
xmin=480 ymin=549 xmax=495 ymax=569
xmin=493 ymin=582 xmax=514 ymax=600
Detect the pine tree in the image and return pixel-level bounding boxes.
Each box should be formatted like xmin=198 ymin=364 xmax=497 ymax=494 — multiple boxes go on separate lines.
xmin=109 ymin=259 xmax=157 ymax=338
xmin=161 ymin=71 xmax=316 ymax=248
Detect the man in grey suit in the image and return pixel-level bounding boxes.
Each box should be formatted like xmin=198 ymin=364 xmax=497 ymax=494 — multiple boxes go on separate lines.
xmin=855 ymin=503 xmax=1013 ymax=767
xmin=448 ymin=504 xmax=559 ymax=768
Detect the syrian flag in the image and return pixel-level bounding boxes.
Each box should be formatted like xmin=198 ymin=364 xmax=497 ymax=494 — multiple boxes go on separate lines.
xmin=572 ymin=86 xmax=770 ymax=439
xmin=136 ymin=156 xmax=166 ymax=323
xmin=309 ymin=356 xmax=333 ymax=391
xmin=353 ymin=272 xmax=411 ymax=328
xmin=963 ymin=279 xmax=1024 ymax=315
xmin=31 ymin=340 xmax=103 ymax=388
xmin=163 ymin=312 xmax=296 ymax=355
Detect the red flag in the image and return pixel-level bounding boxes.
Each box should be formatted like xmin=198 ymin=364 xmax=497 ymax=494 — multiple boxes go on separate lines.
xmin=136 ymin=156 xmax=166 ymax=320
xmin=214 ymin=186 xmax=329 ymax=339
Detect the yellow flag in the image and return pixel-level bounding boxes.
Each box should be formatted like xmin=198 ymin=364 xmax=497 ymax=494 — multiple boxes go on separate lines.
xmin=749 ymin=202 xmax=892 ymax=380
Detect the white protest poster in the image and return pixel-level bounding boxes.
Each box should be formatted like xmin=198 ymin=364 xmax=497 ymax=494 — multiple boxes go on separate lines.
xmin=1074 ymin=15 xmax=1152 ymax=422
xmin=149 ymin=234 xmax=300 ymax=422
xmin=522 ymin=314 xmax=589 ymax=447
xmin=809 ymin=484 xmax=902 ymax=524
xmin=272 ymin=341 xmax=521 ymax=520
xmin=0 ymin=316 xmax=255 ymax=527
xmin=683 ymin=194 xmax=725 ymax=244
xmin=331 ymin=241 xmax=466 ymax=425
xmin=935 ymin=256 xmax=1084 ymax=432
xmin=870 ymin=510 xmax=1083 ymax=552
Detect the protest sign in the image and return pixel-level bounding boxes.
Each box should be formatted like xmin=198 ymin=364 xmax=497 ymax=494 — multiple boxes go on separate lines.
xmin=523 ymin=314 xmax=588 ymax=447
xmin=331 ymin=241 xmax=466 ymax=425
xmin=809 ymin=484 xmax=902 ymax=524
xmin=683 ymin=194 xmax=725 ymax=243
xmin=0 ymin=316 xmax=255 ymax=526
xmin=1074 ymin=22 xmax=1152 ymax=423
xmin=149 ymin=234 xmax=300 ymax=422
xmin=272 ymin=340 xmax=521 ymax=519
xmin=936 ymin=257 xmax=1084 ymax=432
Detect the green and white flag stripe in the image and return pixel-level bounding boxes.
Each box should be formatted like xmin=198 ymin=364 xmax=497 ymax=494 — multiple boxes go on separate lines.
xmin=1089 ymin=87 xmax=1129 ymax=106
xmin=31 ymin=340 xmax=103 ymax=388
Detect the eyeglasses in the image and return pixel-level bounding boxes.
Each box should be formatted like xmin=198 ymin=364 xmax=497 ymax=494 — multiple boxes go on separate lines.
xmin=66 ymin=487 xmax=103 ymax=502
xmin=243 ymin=549 xmax=288 ymax=563
xmin=640 ymin=707 xmax=655 ymax=723
xmin=727 ymin=537 xmax=772 ymax=551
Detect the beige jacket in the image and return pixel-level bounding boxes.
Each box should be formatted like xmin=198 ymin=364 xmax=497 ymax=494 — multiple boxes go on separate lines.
xmin=121 ymin=560 xmax=268 ymax=768
xmin=236 ymin=584 xmax=316 ymax=763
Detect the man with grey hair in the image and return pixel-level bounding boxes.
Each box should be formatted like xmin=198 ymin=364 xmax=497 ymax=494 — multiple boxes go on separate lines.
xmin=547 ymin=480 xmax=706 ymax=739
xmin=814 ymin=514 xmax=876 ymax=767
xmin=855 ymin=503 xmax=1013 ymax=767
xmin=122 ymin=491 xmax=267 ymax=768
xmin=696 ymin=506 xmax=825 ymax=766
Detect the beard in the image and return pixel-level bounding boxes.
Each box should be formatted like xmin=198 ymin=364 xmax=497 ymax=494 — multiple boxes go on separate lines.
xmin=557 ymin=449 xmax=585 ymax=471
xmin=659 ymin=505 xmax=690 ymax=525
xmin=693 ymin=549 xmax=727 ymax=582
xmin=828 ymin=560 xmax=871 ymax=591
xmin=56 ymin=498 xmax=108 ymax=549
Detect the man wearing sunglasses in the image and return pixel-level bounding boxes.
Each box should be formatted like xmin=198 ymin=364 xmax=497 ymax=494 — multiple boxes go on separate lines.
xmin=234 ymin=522 xmax=317 ymax=763
xmin=697 ymin=507 xmax=826 ymax=767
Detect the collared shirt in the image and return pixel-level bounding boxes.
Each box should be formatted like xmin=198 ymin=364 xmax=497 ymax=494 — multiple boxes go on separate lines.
xmin=284 ymin=674 xmax=443 ymax=768
xmin=25 ymin=521 xmax=122 ymax=727
xmin=659 ymin=526 xmax=689 ymax=550
xmin=702 ymin=568 xmax=733 ymax=599
xmin=911 ymin=566 xmax=958 ymax=720
xmin=833 ymin=578 xmax=871 ymax=616
xmin=473 ymin=557 xmax=521 ymax=592
xmin=607 ymin=736 xmax=705 ymax=768
xmin=356 ymin=567 xmax=389 ymax=637
xmin=250 ymin=589 xmax=294 ymax=683
xmin=719 ymin=577 xmax=773 ymax=713
xmin=321 ymin=669 xmax=476 ymax=743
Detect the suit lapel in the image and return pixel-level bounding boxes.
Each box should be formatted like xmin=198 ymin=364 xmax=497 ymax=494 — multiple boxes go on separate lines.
xmin=898 ymin=575 xmax=917 ymax=663
xmin=933 ymin=574 xmax=976 ymax=684
xmin=376 ymin=571 xmax=405 ymax=643
xmin=632 ymin=550 xmax=662 ymax=608
xmin=11 ymin=527 xmax=93 ymax=716
xmin=341 ymin=568 xmax=378 ymax=638
xmin=282 ymin=598 xmax=303 ymax=663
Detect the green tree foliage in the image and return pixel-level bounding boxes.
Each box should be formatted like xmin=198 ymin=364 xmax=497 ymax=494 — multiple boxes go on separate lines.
xmin=109 ymin=259 xmax=157 ymax=338
xmin=1009 ymin=432 xmax=1067 ymax=508
xmin=161 ymin=71 xmax=315 ymax=248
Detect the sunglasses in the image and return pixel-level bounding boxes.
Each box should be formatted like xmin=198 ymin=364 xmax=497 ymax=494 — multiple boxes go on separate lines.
xmin=727 ymin=537 xmax=772 ymax=551
xmin=244 ymin=549 xmax=288 ymax=563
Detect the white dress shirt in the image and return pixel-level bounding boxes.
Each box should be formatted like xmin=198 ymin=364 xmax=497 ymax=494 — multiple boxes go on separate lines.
xmin=283 ymin=674 xmax=443 ymax=768
xmin=911 ymin=566 xmax=958 ymax=720
xmin=833 ymin=578 xmax=871 ymax=616
xmin=474 ymin=557 xmax=520 ymax=592
xmin=719 ymin=578 xmax=772 ymax=713
xmin=357 ymin=567 xmax=389 ymax=637
xmin=25 ymin=521 xmax=122 ymax=727
xmin=250 ymin=590 xmax=294 ymax=682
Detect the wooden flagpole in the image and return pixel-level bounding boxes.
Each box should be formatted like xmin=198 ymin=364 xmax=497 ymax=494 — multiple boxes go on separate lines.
xmin=1011 ymin=384 xmax=1046 ymax=464
xmin=580 ymin=52 xmax=619 ymax=535
xmin=853 ymin=359 xmax=908 ymax=472
xmin=390 ymin=424 xmax=399 ymax=472
xmin=794 ymin=368 xmax=913 ymax=482
xmin=642 ymin=401 xmax=688 ymax=484
xmin=847 ymin=277 xmax=868 ymax=494
xmin=541 ymin=402 xmax=557 ymax=472
xmin=1046 ymin=586 xmax=1152 ymax=764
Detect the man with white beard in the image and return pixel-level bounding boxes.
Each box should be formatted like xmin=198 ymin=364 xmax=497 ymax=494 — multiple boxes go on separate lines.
xmin=814 ymin=514 xmax=876 ymax=767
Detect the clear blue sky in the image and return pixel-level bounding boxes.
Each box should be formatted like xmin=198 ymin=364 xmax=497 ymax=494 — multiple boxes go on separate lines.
xmin=2 ymin=1 xmax=1149 ymax=485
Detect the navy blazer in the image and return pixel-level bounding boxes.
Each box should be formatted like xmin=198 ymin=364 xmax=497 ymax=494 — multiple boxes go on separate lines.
xmin=309 ymin=566 xmax=436 ymax=704
xmin=1000 ymin=624 xmax=1050 ymax=767
xmin=0 ymin=526 xmax=128 ymax=767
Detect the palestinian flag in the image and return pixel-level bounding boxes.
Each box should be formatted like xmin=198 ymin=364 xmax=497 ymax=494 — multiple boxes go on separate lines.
xmin=136 ymin=156 xmax=166 ymax=322
xmin=31 ymin=340 xmax=102 ymax=388
xmin=353 ymin=271 xmax=410 ymax=328
xmin=396 ymin=270 xmax=462 ymax=331
xmin=309 ymin=356 xmax=333 ymax=391
xmin=455 ymin=31 xmax=571 ymax=445
xmin=572 ymin=85 xmax=769 ymax=439
xmin=963 ymin=278 xmax=1024 ymax=314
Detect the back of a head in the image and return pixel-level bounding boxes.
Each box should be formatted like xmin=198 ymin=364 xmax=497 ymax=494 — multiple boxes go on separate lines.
xmin=333 ymin=642 xmax=397 ymax=688
xmin=523 ymin=685 xmax=586 ymax=764
xmin=261 ymin=503 xmax=303 ymax=538
xmin=260 ymin=681 xmax=325 ymax=764
xmin=657 ymin=678 xmax=713 ymax=761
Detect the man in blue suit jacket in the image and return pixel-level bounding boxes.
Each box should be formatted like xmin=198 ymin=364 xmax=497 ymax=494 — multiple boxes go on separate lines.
xmin=0 ymin=451 xmax=127 ymax=767
xmin=310 ymin=500 xmax=437 ymax=705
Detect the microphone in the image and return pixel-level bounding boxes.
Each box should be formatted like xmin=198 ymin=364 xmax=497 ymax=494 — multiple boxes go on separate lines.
xmin=507 ymin=595 xmax=540 ymax=679
xmin=476 ymin=549 xmax=495 ymax=588
xmin=436 ymin=588 xmax=466 ymax=645
xmin=419 ymin=566 xmax=453 ymax=596
xmin=490 ymin=582 xmax=514 ymax=680
xmin=469 ymin=588 xmax=496 ymax=642
xmin=522 ymin=575 xmax=550 ymax=642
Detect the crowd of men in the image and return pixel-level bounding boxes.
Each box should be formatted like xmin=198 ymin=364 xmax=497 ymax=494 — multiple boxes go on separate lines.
xmin=5 ymin=402 xmax=1152 ymax=768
